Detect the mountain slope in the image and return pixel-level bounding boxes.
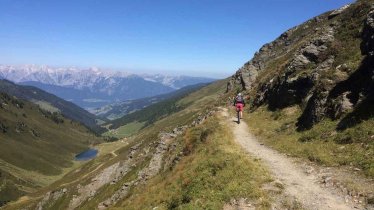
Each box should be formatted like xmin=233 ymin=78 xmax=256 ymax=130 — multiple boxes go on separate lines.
xmin=226 ymin=0 xmax=374 ymax=177
xmin=2 ymin=79 xmax=235 ymax=210
xmin=0 ymin=92 xmax=102 ymax=206
xmin=227 ymin=1 xmax=373 ymax=130
xmin=0 ymin=66 xmax=215 ymax=108
xmin=0 ymin=79 xmax=105 ymax=133
xmin=92 ymin=83 xmax=209 ymax=120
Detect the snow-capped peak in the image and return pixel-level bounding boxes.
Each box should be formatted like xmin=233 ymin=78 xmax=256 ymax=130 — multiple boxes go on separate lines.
xmin=0 ymin=64 xmax=215 ymax=91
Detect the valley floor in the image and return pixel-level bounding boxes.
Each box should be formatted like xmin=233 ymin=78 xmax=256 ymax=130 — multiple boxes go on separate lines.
xmin=221 ymin=107 xmax=374 ymax=210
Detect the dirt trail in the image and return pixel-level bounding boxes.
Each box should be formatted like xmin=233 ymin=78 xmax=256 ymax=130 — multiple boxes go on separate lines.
xmin=221 ymin=108 xmax=356 ymax=210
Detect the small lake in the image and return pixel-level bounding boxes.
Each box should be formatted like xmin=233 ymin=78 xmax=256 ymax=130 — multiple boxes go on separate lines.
xmin=75 ymin=149 xmax=98 ymax=161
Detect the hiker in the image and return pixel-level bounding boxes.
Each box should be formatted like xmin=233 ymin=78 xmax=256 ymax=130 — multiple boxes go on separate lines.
xmin=233 ymin=93 xmax=245 ymax=119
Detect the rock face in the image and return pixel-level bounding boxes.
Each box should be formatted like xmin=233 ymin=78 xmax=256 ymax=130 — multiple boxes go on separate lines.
xmin=253 ymin=24 xmax=335 ymax=112
xmin=36 ymin=188 xmax=68 ymax=210
xmin=362 ymin=6 xmax=374 ymax=57
xmin=68 ymin=158 xmax=135 ymax=209
xmin=227 ymin=27 xmax=299 ymax=91
xmin=227 ymin=1 xmax=374 ymax=130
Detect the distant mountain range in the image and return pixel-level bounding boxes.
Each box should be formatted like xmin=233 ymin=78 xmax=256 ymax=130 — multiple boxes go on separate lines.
xmin=0 ymin=65 xmax=215 ymax=109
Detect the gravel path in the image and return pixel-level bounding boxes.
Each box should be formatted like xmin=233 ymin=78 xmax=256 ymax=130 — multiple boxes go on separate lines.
xmin=221 ymin=108 xmax=356 ymax=210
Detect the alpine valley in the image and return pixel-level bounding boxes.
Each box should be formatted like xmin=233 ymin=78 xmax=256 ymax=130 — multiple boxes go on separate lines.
xmin=1 ymin=0 xmax=374 ymax=209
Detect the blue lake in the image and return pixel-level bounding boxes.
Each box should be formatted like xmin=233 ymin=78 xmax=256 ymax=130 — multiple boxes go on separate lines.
xmin=75 ymin=149 xmax=98 ymax=161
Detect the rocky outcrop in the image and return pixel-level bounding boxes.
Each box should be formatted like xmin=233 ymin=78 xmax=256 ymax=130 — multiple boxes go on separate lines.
xmin=328 ymin=5 xmax=350 ymax=19
xmin=228 ymin=1 xmax=374 ymax=130
xmin=361 ymin=5 xmax=374 ymax=57
xmin=227 ymin=27 xmax=300 ymax=91
xmin=98 ymin=126 xmax=188 ymax=209
xmin=253 ymin=26 xmax=335 ymax=110
xmin=68 ymin=144 xmax=141 ymax=209
xmin=191 ymin=111 xmax=215 ymax=126
xmin=297 ymin=84 xmax=331 ymax=129
xmin=36 ymin=188 xmax=68 ymax=210
xmin=298 ymin=4 xmax=374 ymax=129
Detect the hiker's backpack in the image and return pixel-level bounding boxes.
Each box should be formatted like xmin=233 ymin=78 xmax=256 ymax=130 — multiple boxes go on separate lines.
xmin=236 ymin=95 xmax=244 ymax=103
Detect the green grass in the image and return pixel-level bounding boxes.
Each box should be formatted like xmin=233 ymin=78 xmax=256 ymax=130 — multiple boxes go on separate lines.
xmin=332 ymin=0 xmax=370 ymax=71
xmin=3 ymin=80 xmax=228 ymax=210
xmin=104 ymin=122 xmax=145 ymax=138
xmin=0 ymin=93 xmax=102 ymax=206
xmin=116 ymin=116 xmax=272 ymax=210
xmin=244 ymin=106 xmax=374 ymax=177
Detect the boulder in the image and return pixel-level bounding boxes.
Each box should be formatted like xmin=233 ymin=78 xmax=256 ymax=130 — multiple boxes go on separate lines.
xmin=328 ymin=92 xmax=354 ymax=119
xmin=267 ymin=74 xmax=314 ymax=110
xmin=302 ymin=44 xmax=321 ymax=62
xmin=297 ymin=85 xmax=331 ymax=130
xmin=287 ymin=54 xmax=310 ymax=71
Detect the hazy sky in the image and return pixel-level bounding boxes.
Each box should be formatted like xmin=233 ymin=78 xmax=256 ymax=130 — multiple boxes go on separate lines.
xmin=0 ymin=0 xmax=354 ymax=78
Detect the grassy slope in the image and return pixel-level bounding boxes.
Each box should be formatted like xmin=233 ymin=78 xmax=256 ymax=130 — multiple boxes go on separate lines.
xmin=0 ymin=79 xmax=105 ymax=133
xmin=3 ymin=80 xmax=228 ymax=210
xmin=0 ymin=93 xmax=102 ymax=206
xmin=5 ymin=79 xmax=275 ymax=210
xmin=244 ymin=106 xmax=374 ymax=177
xmin=82 ymin=79 xmax=274 ymax=209
xmin=103 ymin=121 xmax=145 ymax=138
xmin=116 ymin=115 xmax=272 ymax=210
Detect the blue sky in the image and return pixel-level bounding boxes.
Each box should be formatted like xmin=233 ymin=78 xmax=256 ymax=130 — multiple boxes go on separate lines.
xmin=0 ymin=0 xmax=354 ymax=78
